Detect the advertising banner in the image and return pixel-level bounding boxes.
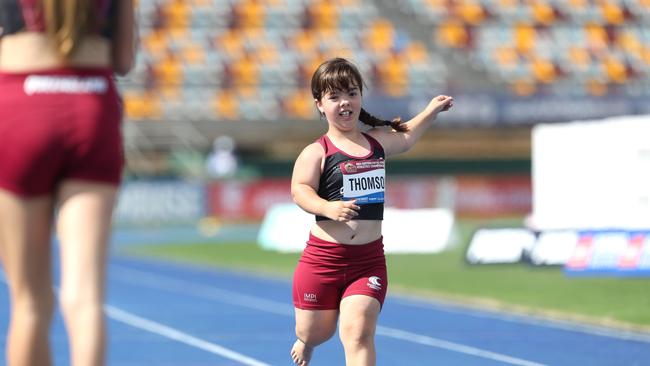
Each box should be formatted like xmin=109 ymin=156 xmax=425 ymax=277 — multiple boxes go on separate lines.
xmin=207 ymin=175 xmax=531 ymax=221
xmin=114 ymin=180 xmax=206 ymax=226
xmin=565 ymin=230 xmax=650 ymax=276
xmin=454 ymin=175 xmax=531 ymax=217
xmin=206 ymin=177 xmax=443 ymax=221
xmin=207 ymin=179 xmax=293 ymax=221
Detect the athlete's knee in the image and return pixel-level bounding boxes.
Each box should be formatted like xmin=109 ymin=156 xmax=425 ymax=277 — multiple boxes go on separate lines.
xmin=295 ymin=322 xmax=337 ymax=346
xmin=12 ymin=287 xmax=55 ymax=324
xmin=58 ymin=287 xmax=103 ymax=321
xmin=339 ymin=319 xmax=375 ymax=347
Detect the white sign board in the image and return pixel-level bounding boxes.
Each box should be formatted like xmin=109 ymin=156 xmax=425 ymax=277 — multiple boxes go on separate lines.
xmin=531 ymin=115 xmax=650 ymax=230
xmin=258 ymin=204 xmax=455 ymax=253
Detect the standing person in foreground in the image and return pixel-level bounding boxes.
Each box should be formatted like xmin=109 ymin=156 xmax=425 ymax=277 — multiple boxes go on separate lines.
xmin=290 ymin=57 xmax=453 ymax=365
xmin=0 ymin=0 xmax=136 ymax=365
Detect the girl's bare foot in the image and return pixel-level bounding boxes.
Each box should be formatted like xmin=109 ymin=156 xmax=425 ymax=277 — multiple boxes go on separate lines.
xmin=290 ymin=339 xmax=313 ymax=366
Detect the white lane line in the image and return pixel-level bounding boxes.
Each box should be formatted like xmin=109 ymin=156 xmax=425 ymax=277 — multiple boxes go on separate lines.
xmin=376 ymin=326 xmax=547 ymax=366
xmin=111 ymin=266 xmax=293 ymax=316
xmin=1 ymin=270 xmax=270 ymax=365
xmin=104 ymin=305 xmax=271 ymax=366
xmin=111 ymin=264 xmax=547 ymax=365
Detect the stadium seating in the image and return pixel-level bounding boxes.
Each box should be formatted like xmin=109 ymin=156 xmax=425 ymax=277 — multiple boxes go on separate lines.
xmin=398 ymin=0 xmax=650 ymax=96
xmin=121 ymin=0 xmax=649 ymax=123
xmin=121 ymin=0 xmax=447 ymax=122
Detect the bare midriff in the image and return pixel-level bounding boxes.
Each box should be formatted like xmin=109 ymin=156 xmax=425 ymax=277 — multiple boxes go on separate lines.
xmin=0 ymin=32 xmax=111 ymax=71
xmin=311 ymin=219 xmax=382 ymax=245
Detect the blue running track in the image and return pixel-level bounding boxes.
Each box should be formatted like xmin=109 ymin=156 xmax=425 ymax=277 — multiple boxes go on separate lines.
xmin=2 ymin=253 xmax=650 ymax=365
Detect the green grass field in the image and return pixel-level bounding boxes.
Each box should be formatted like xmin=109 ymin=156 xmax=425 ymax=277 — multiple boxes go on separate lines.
xmin=121 ymin=220 xmax=650 ymax=332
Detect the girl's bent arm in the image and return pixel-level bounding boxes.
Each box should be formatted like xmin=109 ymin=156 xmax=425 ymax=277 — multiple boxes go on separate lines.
xmin=291 ymin=143 xmax=360 ymax=221
xmin=291 ymin=143 xmax=327 ymax=216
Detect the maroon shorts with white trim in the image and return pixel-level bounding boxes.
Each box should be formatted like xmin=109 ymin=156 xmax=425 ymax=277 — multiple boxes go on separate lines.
xmin=292 ymin=233 xmax=388 ymax=310
xmin=0 ymin=68 xmax=123 ymax=196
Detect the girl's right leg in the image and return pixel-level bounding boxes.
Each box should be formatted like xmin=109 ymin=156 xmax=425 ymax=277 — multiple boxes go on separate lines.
xmin=291 ymin=308 xmax=339 ymax=366
xmin=0 ymin=190 xmax=55 ymax=366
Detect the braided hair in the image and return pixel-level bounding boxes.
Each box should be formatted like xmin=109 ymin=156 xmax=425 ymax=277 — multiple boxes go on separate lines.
xmin=359 ymin=108 xmax=405 ymax=132
xmin=311 ymin=57 xmax=408 ymax=132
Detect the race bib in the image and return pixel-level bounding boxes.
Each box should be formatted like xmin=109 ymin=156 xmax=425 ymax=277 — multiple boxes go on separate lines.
xmin=340 ymin=159 xmax=385 ymax=205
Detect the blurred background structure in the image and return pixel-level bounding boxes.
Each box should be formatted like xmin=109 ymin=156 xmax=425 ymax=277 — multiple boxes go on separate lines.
xmin=114 ymin=0 xmax=650 ymax=235
xmin=120 ymin=0 xmax=650 ymax=180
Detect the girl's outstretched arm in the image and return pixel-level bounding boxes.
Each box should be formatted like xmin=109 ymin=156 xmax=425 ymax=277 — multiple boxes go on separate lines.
xmin=368 ymin=95 xmax=453 ymax=157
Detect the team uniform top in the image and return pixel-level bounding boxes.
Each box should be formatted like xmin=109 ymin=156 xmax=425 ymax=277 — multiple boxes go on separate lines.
xmin=0 ymin=0 xmax=115 ymax=37
xmin=316 ymin=133 xmax=386 ymax=221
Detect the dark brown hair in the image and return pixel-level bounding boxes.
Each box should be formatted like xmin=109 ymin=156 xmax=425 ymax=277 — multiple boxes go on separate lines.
xmin=311 ymin=57 xmax=407 ymax=132
xmin=44 ymin=0 xmax=94 ymax=58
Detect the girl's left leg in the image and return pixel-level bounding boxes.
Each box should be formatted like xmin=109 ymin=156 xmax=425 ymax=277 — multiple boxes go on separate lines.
xmin=55 ymin=180 xmax=118 ymax=366
xmin=338 ymin=294 xmax=381 ymax=366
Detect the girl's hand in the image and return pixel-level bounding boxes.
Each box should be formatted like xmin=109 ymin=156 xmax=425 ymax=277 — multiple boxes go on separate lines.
xmin=427 ymin=95 xmax=454 ymax=115
xmin=322 ymin=200 xmax=360 ymax=222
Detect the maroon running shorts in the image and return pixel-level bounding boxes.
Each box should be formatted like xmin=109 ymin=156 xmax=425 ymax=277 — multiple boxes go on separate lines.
xmin=0 ymin=68 xmax=123 ymax=196
xmin=293 ymin=232 xmax=388 ymax=310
